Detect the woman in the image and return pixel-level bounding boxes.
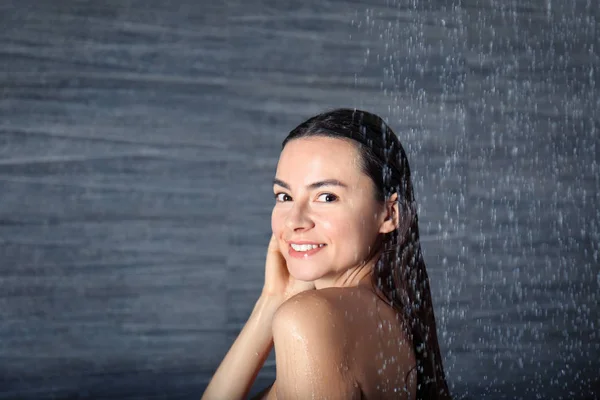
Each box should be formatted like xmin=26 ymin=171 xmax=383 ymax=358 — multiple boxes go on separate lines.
xmin=202 ymin=108 xmax=451 ymax=399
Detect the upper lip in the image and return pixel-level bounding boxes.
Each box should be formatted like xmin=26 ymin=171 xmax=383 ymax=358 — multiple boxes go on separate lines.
xmin=287 ymin=240 xmax=325 ymax=245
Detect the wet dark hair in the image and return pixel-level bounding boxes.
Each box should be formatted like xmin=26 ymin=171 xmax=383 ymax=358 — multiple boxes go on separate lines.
xmin=282 ymin=108 xmax=451 ymax=400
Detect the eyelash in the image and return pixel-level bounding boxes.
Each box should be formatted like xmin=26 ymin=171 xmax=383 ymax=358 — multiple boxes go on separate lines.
xmin=274 ymin=193 xmax=338 ymax=203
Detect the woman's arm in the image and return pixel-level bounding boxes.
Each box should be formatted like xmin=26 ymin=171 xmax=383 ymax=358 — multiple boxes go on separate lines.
xmin=202 ymin=234 xmax=314 ymax=399
xmin=201 ymin=295 xmax=281 ymax=400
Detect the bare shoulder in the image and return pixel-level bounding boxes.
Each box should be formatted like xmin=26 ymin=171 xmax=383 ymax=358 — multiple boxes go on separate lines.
xmin=273 ymin=286 xmax=398 ymax=345
xmin=272 ymin=287 xmax=366 ymax=347
xmin=271 ymin=289 xmax=361 ymax=399
xmin=271 ymin=289 xmax=351 ymax=359
xmin=273 ymin=289 xmax=346 ymax=329
xmin=273 ymin=287 xmax=416 ymax=399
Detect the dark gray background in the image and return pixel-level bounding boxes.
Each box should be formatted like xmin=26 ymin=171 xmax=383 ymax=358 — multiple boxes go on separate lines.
xmin=1 ymin=0 xmax=598 ymax=399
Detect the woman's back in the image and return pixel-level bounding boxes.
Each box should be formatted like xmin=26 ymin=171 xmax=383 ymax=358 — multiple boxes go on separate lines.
xmin=266 ymin=286 xmax=416 ymax=399
xmin=341 ymin=287 xmax=417 ymax=399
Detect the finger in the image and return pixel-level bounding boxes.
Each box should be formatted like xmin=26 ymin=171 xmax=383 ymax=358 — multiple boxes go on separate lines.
xmin=265 ymin=234 xmax=288 ymax=279
xmin=267 ymin=233 xmax=281 ymax=254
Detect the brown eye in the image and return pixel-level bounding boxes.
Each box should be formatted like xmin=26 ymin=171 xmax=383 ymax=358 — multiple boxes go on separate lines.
xmin=317 ymin=193 xmax=338 ymax=202
xmin=275 ymin=193 xmax=292 ymax=202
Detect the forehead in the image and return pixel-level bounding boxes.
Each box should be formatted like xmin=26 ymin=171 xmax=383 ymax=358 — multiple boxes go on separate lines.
xmin=276 ymin=136 xmax=363 ymax=181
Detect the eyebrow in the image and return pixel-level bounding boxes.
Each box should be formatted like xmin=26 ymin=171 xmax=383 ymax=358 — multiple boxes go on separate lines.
xmin=273 ymin=178 xmax=348 ymax=191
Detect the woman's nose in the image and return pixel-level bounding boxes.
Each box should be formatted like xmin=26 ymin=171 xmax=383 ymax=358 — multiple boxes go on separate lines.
xmin=284 ymin=203 xmax=314 ymax=231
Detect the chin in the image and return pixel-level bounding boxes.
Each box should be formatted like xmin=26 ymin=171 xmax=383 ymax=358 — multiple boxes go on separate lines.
xmin=286 ymin=261 xmax=322 ymax=282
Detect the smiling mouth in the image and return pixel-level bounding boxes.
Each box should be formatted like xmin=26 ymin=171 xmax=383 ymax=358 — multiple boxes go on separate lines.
xmin=290 ymin=243 xmax=325 ymax=252
xmin=288 ymin=243 xmax=326 ymax=258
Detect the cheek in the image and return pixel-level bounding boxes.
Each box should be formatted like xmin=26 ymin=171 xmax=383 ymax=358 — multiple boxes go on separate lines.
xmin=318 ymin=211 xmax=344 ymax=235
xmin=271 ymin=208 xmax=284 ymax=234
xmin=339 ymin=210 xmax=380 ymax=248
xmin=321 ymin=214 xmax=376 ymax=265
xmin=320 ymin=211 xmax=365 ymax=243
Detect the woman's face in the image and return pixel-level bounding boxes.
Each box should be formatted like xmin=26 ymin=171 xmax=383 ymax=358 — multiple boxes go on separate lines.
xmin=271 ymin=136 xmax=391 ymax=288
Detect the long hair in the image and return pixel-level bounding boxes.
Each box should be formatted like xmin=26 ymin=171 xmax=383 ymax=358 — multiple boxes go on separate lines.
xmin=282 ymin=108 xmax=451 ymax=400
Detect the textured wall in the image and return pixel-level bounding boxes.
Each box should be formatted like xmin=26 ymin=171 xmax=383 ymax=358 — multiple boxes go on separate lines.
xmin=0 ymin=0 xmax=598 ymax=398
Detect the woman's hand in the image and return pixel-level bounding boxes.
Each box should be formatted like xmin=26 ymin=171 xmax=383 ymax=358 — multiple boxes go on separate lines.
xmin=261 ymin=234 xmax=315 ymax=302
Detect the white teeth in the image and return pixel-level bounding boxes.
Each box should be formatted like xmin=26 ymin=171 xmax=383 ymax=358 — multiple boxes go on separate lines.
xmin=291 ymin=243 xmax=324 ymax=252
